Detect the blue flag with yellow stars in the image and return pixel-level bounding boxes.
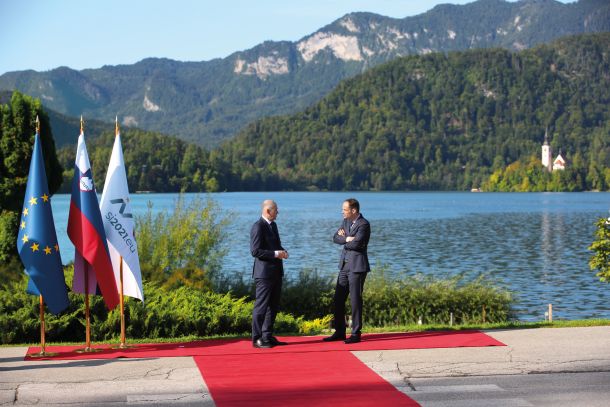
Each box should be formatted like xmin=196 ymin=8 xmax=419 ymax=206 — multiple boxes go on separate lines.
xmin=16 ymin=132 xmax=69 ymax=314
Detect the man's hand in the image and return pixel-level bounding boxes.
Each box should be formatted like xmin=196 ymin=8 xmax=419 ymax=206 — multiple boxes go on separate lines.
xmin=338 ymin=228 xmax=345 ymax=236
xmin=277 ymin=250 xmax=289 ymax=259
xmin=346 ymin=236 xmax=355 ymax=242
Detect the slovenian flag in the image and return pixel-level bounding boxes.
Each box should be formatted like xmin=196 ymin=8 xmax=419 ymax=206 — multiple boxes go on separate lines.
xmin=16 ymin=131 xmax=69 ymax=315
xmin=67 ymin=130 xmax=119 ymax=310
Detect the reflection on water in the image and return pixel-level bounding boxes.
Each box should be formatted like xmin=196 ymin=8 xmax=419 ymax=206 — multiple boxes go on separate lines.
xmin=50 ymin=192 xmax=610 ymax=321
xmin=375 ymin=212 xmax=607 ymax=321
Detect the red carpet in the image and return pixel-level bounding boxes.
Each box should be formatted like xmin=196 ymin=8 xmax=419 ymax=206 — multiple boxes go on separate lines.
xmin=25 ymin=331 xmax=504 ymax=360
xmin=194 ymin=351 xmax=419 ymax=406
xmin=25 ymin=331 xmax=505 ymax=407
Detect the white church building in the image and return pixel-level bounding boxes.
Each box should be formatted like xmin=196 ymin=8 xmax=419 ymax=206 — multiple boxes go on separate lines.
xmin=541 ymin=129 xmax=566 ymax=172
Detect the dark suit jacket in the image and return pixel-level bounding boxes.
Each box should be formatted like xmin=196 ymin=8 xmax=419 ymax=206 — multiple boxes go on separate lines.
xmin=251 ymin=217 xmax=285 ymax=279
xmin=333 ymin=214 xmax=370 ymax=273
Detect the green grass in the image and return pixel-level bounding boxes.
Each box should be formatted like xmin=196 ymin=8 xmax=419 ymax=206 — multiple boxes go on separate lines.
xmin=3 ymin=319 xmax=608 ymax=347
xmin=364 ymin=319 xmax=610 ymax=332
xmin=0 ymin=333 xmax=248 ymax=347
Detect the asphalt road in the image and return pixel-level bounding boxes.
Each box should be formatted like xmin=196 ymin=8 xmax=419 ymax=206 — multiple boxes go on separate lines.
xmin=406 ymin=371 xmax=610 ymax=406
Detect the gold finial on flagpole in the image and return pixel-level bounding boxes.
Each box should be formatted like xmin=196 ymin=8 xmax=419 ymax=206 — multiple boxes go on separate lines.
xmin=115 ymin=115 xmax=119 ymax=137
xmin=80 ymin=115 xmax=84 ymax=134
xmin=35 ymin=115 xmax=40 ymax=134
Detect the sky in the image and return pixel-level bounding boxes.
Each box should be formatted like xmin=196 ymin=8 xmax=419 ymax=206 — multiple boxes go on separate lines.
xmin=0 ymin=0 xmax=574 ymax=75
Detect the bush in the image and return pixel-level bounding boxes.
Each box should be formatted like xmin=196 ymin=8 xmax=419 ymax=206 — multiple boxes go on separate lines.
xmin=0 ymin=265 xmax=514 ymax=344
xmin=217 ymin=265 xmax=513 ymax=326
xmin=281 ymin=269 xmax=335 ymax=320
xmin=136 ymin=195 xmax=229 ymax=290
xmin=364 ymin=268 xmax=513 ymax=326
xmin=215 ymin=268 xmax=335 ymax=321
xmin=0 ymin=271 xmax=82 ymax=344
xmin=299 ymin=315 xmax=333 ymax=335
xmin=0 ymin=210 xmax=18 ymax=264
xmin=0 ymin=267 xmax=304 ymax=344
xmin=589 ymin=217 xmax=610 ymax=282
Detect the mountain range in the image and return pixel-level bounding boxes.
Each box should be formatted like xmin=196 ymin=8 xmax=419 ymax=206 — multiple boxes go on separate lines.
xmin=1 ymin=0 xmax=609 ymax=147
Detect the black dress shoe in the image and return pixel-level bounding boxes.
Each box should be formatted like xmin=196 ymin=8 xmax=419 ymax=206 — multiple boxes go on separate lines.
xmin=323 ymin=332 xmax=346 ymax=342
xmin=344 ymin=335 xmax=361 ymax=344
xmin=269 ymin=336 xmax=287 ymax=346
xmin=253 ymin=338 xmax=274 ymax=348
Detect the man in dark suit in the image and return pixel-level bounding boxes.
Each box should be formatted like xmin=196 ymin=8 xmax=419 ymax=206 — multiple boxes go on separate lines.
xmin=250 ymin=200 xmax=289 ymax=348
xmin=324 ymin=198 xmax=370 ymax=344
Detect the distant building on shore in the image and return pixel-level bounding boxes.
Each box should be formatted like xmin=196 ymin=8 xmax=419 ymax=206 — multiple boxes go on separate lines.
xmin=541 ymin=128 xmax=567 ymax=172
xmin=552 ymin=151 xmax=566 ymax=171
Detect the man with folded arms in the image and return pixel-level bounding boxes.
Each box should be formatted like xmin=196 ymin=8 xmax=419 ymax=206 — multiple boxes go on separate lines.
xmin=250 ymin=200 xmax=289 ymax=348
xmin=324 ymin=198 xmax=371 ymax=344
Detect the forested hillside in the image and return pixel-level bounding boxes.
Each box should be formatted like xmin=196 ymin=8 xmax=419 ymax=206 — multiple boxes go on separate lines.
xmin=56 ymin=130 xmax=229 ymax=194
xmin=218 ymin=33 xmax=610 ymax=191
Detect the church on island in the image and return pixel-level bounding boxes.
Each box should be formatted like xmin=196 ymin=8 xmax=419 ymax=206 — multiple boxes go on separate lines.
xmin=541 ymin=129 xmax=566 ymax=172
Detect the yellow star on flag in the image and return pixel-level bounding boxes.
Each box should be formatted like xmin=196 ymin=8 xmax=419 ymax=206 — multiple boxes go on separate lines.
xmin=21 ymin=234 xmax=29 ymax=243
xmin=29 ymin=197 xmax=38 ymax=205
xmin=41 ymin=193 xmax=49 ymax=202
xmin=54 ymin=243 xmax=59 ymax=252
xmin=23 ymin=208 xmax=28 ymax=216
xmin=30 ymin=242 xmax=39 ymax=252
xmin=44 ymin=246 xmax=52 ymax=255
xmin=20 ymin=221 xmax=26 ymax=229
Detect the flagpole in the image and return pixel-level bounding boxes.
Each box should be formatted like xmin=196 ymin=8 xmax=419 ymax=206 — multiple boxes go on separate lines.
xmin=39 ymin=295 xmax=45 ymax=352
xmin=119 ymin=256 xmax=127 ymax=348
xmin=28 ymin=296 xmax=60 ymax=358
xmin=84 ymin=262 xmax=91 ymax=350
xmin=27 ymin=118 xmax=59 ymax=359
xmin=76 ymin=117 xmax=92 ymax=353
xmin=114 ymin=257 xmax=133 ymax=348
xmin=76 ymin=263 xmax=91 ymax=352
xmin=82 ymin=117 xmax=90 ymax=351
xmin=74 ymin=117 xmax=101 ymax=354
xmin=113 ymin=117 xmax=131 ymax=349
xmin=33 ymin=121 xmax=46 ymax=356
xmin=28 ymin=296 xmax=45 ymax=357
xmin=117 ymin=118 xmax=126 ymax=348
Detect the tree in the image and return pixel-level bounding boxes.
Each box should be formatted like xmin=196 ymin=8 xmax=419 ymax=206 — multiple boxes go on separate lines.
xmin=1 ymin=91 xmax=63 ymax=212
xmin=589 ymin=218 xmax=610 ymax=283
xmin=0 ymin=91 xmax=63 ymax=266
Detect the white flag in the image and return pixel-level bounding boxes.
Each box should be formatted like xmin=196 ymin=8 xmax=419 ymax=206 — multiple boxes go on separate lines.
xmin=100 ymin=132 xmax=144 ymax=302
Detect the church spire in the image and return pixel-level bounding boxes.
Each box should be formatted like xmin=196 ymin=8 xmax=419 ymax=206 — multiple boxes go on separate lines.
xmin=541 ymin=127 xmax=552 ymax=171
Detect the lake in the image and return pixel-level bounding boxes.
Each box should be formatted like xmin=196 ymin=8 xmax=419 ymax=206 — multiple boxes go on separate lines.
xmin=50 ymin=191 xmax=610 ymax=321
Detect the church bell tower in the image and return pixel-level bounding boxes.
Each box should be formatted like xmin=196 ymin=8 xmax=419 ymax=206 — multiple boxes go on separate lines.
xmin=541 ymin=128 xmax=552 ymax=172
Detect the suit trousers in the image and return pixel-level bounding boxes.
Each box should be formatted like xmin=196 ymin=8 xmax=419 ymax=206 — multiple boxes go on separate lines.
xmin=333 ymin=267 xmax=367 ymax=335
xmin=252 ymin=275 xmax=282 ymax=342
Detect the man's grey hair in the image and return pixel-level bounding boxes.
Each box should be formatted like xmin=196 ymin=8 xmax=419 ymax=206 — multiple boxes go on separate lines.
xmin=262 ymin=199 xmax=277 ymax=210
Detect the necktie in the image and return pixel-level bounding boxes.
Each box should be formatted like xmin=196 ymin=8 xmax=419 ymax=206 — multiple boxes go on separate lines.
xmin=270 ymin=221 xmax=279 ymax=239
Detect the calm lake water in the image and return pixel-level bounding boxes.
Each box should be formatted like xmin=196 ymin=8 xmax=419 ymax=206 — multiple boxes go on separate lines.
xmin=51 ymin=192 xmax=610 ymax=321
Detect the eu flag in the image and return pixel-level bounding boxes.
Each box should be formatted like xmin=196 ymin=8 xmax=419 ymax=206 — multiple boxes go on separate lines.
xmin=16 ymin=132 xmax=69 ymax=315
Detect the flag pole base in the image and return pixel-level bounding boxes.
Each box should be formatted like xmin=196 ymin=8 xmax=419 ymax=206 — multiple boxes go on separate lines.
xmin=74 ymin=346 xmax=104 ymax=353
xmin=27 ymin=351 xmax=59 ymax=358
xmin=111 ymin=342 xmax=134 ymax=349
